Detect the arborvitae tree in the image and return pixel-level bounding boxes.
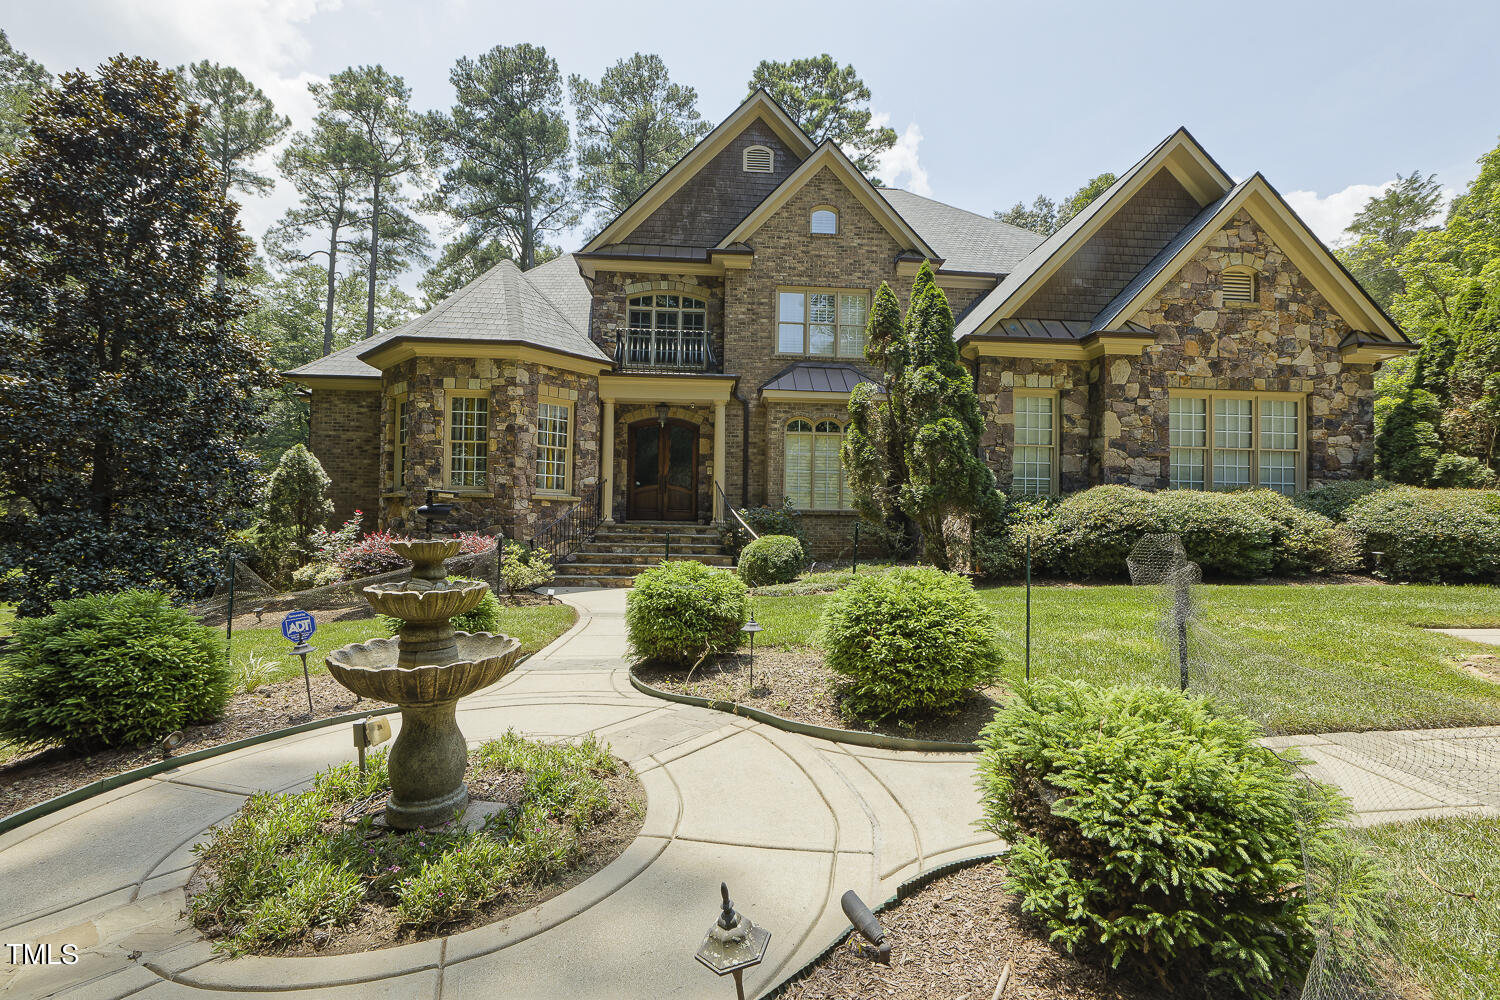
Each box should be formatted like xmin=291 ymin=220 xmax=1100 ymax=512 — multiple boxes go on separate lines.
xmin=845 ymin=263 xmax=1000 ymax=568
xmin=261 ymin=444 xmax=333 ymax=563
xmin=426 ymin=44 xmax=576 ymax=271
xmin=569 ymin=53 xmax=710 ymax=228
xmin=1375 ymin=388 xmax=1444 ymax=483
xmin=0 ymin=56 xmax=275 ymax=615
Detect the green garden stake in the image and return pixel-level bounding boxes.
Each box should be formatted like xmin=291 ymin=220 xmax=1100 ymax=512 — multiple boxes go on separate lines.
xmin=1025 ymin=535 xmax=1031 ymax=683
xmin=852 ymin=522 xmax=859 ymax=574
xmin=224 ymin=551 xmax=236 ymax=661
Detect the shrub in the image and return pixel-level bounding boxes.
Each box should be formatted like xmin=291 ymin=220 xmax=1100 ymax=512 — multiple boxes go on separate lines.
xmin=1431 ymin=452 xmax=1498 ymax=487
xmin=1293 ymin=479 xmax=1393 ymax=521
xmin=1375 ymin=387 xmax=1444 ymax=483
xmin=290 ymin=561 xmax=342 ymax=590
xmin=1154 ymin=491 xmax=1277 ymax=578
xmin=261 ymin=444 xmax=334 ymax=564
xmin=1042 ymin=485 xmax=1164 ymax=578
xmin=733 ymin=500 xmax=807 ymax=555
xmin=738 ymin=534 xmax=805 ymax=586
xmin=821 ymin=567 xmax=1001 ymax=719
xmin=498 ymin=541 xmax=555 ymax=596
xmin=381 ymin=577 xmax=502 ymax=634
xmin=334 ymin=529 xmax=411 ymax=579
xmin=1231 ymin=490 xmax=1359 ymax=575
xmin=0 ymin=590 xmax=231 ymax=750
xmin=1343 ymin=487 xmax=1500 ymax=582
xmin=978 ymin=679 xmax=1363 ymax=999
xmin=625 ymin=560 xmax=746 ymax=666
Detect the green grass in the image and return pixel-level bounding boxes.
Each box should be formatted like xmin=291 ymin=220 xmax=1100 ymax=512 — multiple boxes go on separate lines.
xmin=0 ymin=603 xmax=13 ymax=638
xmin=1364 ymin=816 xmax=1500 ymax=1000
xmin=748 ymin=561 xmax=903 ymax=596
xmin=228 ymin=603 xmax=577 ymax=686
xmin=751 ymin=582 xmax=1500 ymax=734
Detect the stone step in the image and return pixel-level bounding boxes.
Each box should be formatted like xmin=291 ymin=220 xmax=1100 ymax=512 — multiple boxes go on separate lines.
xmin=577 ymin=541 xmax=725 ymax=556
xmin=550 ymin=574 xmax=635 ymax=589
xmin=567 ymin=550 xmax=734 ymax=567
xmin=596 ymin=521 xmax=722 ymax=536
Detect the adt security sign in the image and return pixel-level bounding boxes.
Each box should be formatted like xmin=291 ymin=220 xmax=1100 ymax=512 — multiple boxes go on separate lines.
xmin=281 ymin=610 xmax=316 ymax=644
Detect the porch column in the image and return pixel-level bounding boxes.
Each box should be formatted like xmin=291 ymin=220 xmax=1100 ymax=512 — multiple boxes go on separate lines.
xmin=601 ymin=398 xmax=615 ymax=523
xmin=712 ymin=399 xmax=727 ymax=522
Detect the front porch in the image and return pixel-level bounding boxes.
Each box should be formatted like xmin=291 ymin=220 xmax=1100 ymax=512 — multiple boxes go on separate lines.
xmin=598 ymin=372 xmax=738 ymax=526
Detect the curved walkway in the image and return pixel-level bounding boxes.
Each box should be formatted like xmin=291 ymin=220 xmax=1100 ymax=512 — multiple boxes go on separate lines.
xmin=0 ymin=589 xmax=1002 ymax=1000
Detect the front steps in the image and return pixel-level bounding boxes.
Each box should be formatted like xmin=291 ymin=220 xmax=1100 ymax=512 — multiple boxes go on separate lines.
xmin=550 ymin=520 xmax=733 ymax=588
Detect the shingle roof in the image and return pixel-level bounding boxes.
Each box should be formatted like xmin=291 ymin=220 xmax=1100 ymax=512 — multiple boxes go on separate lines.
xmin=760 ymin=362 xmax=882 ymax=394
xmin=879 ymin=188 xmax=1044 ymax=275
xmin=1089 ymin=180 xmax=1249 ymax=333
xmin=286 ymin=256 xmax=605 ymax=381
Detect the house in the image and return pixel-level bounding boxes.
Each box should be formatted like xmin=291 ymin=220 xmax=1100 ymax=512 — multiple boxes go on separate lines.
xmin=286 ymin=90 xmax=1412 ymax=567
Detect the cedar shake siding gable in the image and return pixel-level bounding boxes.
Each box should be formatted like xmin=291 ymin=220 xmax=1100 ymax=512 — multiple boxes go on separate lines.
xmin=620 ymin=119 xmax=805 ymax=248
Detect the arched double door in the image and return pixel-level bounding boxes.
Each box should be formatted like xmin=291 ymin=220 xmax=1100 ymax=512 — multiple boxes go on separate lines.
xmin=627 ymin=419 xmax=697 ymax=521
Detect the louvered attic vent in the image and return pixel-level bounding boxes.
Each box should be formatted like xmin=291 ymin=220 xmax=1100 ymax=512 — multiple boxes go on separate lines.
xmin=742 ymin=145 xmax=774 ymax=173
xmin=1223 ymin=270 xmax=1256 ymax=303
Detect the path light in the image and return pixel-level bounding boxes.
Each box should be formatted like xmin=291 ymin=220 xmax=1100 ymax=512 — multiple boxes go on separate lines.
xmin=253 ymin=605 xmax=268 ymax=624
xmin=546 ymin=588 xmax=556 ymax=604
xmin=741 ymin=614 xmax=763 ymax=692
xmin=839 ymin=890 xmax=890 ymax=964
xmin=695 ymin=882 xmax=771 ymax=1000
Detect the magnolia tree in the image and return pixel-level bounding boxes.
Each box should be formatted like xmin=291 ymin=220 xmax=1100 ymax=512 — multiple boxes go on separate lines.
xmin=843 ymin=263 xmax=1001 ymax=568
xmin=0 ymin=56 xmax=275 ymax=615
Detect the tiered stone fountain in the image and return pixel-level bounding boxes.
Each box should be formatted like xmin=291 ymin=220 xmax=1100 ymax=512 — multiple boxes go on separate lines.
xmin=326 ymin=540 xmax=522 ymax=829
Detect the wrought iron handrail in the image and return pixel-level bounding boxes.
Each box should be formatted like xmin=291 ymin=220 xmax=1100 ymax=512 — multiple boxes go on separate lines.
xmin=612 ymin=327 xmax=719 ymax=372
xmin=529 ymin=480 xmax=605 ymax=561
xmin=715 ymin=482 xmax=758 ymax=553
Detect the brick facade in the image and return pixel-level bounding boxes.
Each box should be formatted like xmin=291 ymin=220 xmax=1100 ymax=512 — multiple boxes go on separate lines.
xmin=308 ymin=388 xmax=381 ymax=529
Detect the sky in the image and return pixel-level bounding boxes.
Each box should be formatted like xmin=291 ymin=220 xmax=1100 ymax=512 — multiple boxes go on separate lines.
xmin=8 ymin=0 xmax=1498 ymax=292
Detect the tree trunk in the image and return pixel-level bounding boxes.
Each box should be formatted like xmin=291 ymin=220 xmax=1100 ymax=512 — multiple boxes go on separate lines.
xmin=520 ymin=162 xmax=534 ymax=271
xmin=322 ymin=224 xmax=340 ymax=357
xmin=365 ymin=173 xmax=381 ymax=339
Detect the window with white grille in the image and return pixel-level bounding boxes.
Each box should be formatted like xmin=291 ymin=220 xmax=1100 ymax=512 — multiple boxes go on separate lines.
xmin=1012 ymin=394 xmax=1056 ymax=495
xmin=777 ymin=289 xmax=868 ymax=357
xmin=1223 ymin=268 xmax=1257 ymax=303
xmin=447 ymin=396 xmax=488 ymax=489
xmin=536 ymin=401 xmax=571 ymax=494
xmin=394 ymin=397 xmax=408 ymax=488
xmin=742 ymin=145 xmax=774 ymax=173
xmin=1169 ymin=393 xmax=1302 ymax=495
xmin=784 ymin=419 xmax=848 ymax=509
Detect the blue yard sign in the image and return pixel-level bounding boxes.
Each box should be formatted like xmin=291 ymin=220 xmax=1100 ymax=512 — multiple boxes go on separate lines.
xmin=281 ymin=610 xmax=316 ymax=644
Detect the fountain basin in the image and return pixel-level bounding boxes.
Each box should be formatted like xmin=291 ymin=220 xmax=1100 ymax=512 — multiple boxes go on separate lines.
xmin=362 ymin=579 xmax=490 ymax=624
xmin=326 ymin=632 xmax=522 ymax=705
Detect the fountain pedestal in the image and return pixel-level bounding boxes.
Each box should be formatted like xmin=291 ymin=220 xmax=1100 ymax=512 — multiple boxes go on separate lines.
xmin=325 ymin=540 xmax=522 ymax=830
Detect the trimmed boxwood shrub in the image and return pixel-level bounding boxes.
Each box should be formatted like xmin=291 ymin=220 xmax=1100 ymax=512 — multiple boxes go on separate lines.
xmin=977 ymin=679 xmax=1366 ymax=999
xmin=1042 ymin=485 xmax=1164 ymax=578
xmin=1232 ymin=489 xmax=1360 ymax=575
xmin=1343 ymin=487 xmax=1500 ymax=582
xmin=1293 ymin=479 xmax=1394 ymax=521
xmin=1154 ymin=490 xmax=1276 ymax=578
xmin=381 ymin=578 xmax=502 ymax=635
xmin=0 ymin=590 xmax=232 ymax=751
xmin=738 ymin=534 xmax=805 ymax=587
xmin=626 ymin=560 xmax=747 ymax=666
xmin=821 ymin=567 xmax=1002 ymax=719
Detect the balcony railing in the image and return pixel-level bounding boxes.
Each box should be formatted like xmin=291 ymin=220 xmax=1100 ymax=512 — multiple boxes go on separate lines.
xmin=614 ymin=327 xmax=718 ymax=373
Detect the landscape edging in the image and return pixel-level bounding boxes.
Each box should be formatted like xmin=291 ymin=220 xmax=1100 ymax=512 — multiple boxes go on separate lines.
xmin=627 ymin=669 xmax=980 ymax=753
xmin=0 ymin=653 xmax=532 ymax=837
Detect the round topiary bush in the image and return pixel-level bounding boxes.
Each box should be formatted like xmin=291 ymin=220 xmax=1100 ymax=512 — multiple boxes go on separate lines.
xmin=978 ymin=679 xmax=1369 ymax=999
xmin=380 ymin=577 xmax=502 ymax=635
xmin=821 ymin=567 xmax=1002 ymax=719
xmin=0 ymin=590 xmax=232 ymax=751
xmin=625 ymin=560 xmax=747 ymax=666
xmin=1342 ymin=486 xmax=1500 ymax=582
xmin=738 ymin=534 xmax=805 ymax=587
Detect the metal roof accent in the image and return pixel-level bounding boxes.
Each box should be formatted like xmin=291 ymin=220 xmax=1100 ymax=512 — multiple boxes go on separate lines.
xmin=759 ymin=362 xmax=883 ymax=394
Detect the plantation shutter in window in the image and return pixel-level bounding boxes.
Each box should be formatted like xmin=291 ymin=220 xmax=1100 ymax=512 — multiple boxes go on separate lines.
xmin=813 ymin=421 xmax=843 ymax=509
xmin=785 ymin=420 xmax=813 ymax=508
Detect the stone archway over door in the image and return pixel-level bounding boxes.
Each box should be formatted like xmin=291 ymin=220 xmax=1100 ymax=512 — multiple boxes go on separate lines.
xmin=627 ymin=419 xmax=697 ymax=521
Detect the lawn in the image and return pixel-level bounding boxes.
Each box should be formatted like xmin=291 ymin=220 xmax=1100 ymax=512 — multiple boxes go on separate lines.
xmin=0 ymin=602 xmax=13 ymax=638
xmin=748 ymin=583 xmax=1500 ymax=734
xmin=228 ymin=603 xmax=577 ymax=685
xmin=1364 ymin=816 xmax=1500 ymax=1000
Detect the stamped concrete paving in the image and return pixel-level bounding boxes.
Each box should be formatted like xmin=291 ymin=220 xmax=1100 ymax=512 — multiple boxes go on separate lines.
xmin=5 ymin=591 xmax=1497 ymax=999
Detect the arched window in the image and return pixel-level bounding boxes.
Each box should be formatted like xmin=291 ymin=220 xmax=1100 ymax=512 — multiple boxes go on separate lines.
xmin=785 ymin=419 xmax=849 ymax=509
xmin=742 ymin=145 xmax=774 ymax=173
xmin=626 ymin=293 xmax=709 ymax=368
xmin=810 ymin=208 xmax=838 ymax=235
xmin=1222 ymin=266 xmax=1258 ymax=304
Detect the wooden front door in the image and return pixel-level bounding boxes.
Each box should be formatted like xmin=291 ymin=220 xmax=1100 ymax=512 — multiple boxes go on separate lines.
xmin=628 ymin=420 xmax=697 ymax=521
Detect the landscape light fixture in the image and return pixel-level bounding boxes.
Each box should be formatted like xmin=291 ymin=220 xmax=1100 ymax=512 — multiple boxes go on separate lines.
xmin=416 ymin=488 xmax=454 ymax=539
xmin=694 ymin=882 xmax=771 ymax=1000
xmin=741 ymin=614 xmax=763 ymax=691
xmin=159 ymin=730 xmax=186 ymax=758
xmin=253 ymin=605 xmax=268 ymax=624
xmin=546 ymin=588 xmax=556 ymax=604
xmin=839 ymin=890 xmax=890 ymax=964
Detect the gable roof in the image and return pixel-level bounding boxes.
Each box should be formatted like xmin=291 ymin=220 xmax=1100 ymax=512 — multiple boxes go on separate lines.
xmin=285 ymin=255 xmax=606 ymax=382
xmin=717 ymin=142 xmax=940 ymax=259
xmin=1089 ymin=173 xmax=1408 ymax=342
xmin=954 ymin=128 xmax=1234 ymax=339
xmin=879 ymin=188 xmax=1044 ymax=275
xmin=582 ymin=90 xmax=817 ymax=253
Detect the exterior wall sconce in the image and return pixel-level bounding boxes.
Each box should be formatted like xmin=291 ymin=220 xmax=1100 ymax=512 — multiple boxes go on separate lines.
xmin=656 ymin=402 xmax=670 ymax=426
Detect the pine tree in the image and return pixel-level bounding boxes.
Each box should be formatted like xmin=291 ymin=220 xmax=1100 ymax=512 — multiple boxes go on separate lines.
xmin=844 ymin=263 xmax=1000 ymax=568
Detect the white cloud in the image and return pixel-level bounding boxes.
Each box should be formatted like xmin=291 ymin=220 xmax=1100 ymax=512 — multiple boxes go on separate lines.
xmin=1282 ymin=182 xmax=1397 ymax=246
xmin=872 ymin=112 xmax=931 ymax=196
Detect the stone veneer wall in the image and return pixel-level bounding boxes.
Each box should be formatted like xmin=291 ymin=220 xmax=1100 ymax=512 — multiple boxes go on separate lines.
xmin=308 ymin=387 xmax=381 ymax=529
xmin=1097 ymin=209 xmax=1376 ymax=487
xmin=377 ymin=357 xmax=600 ymax=539
xmin=609 ymin=405 xmax=713 ymax=523
xmin=974 ymin=358 xmax=1095 ymax=494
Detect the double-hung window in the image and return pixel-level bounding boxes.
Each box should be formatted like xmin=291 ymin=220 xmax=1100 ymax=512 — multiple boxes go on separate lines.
xmin=394 ymin=396 xmax=409 ymax=488
xmin=1168 ymin=393 xmax=1303 ymax=495
xmin=777 ymin=289 xmax=868 ymax=357
xmin=1012 ymin=393 xmax=1057 ymax=495
xmin=536 ymin=401 xmax=572 ymax=494
xmin=447 ymin=395 xmax=488 ymax=489
xmin=784 ymin=419 xmax=849 ymax=509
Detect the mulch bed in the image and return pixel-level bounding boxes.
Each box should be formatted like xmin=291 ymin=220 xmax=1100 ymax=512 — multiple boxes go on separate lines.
xmin=187 ymin=762 xmax=645 ymax=957
xmin=0 ymin=674 xmax=392 ymax=821
xmin=634 ymin=650 xmax=1007 ymax=744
